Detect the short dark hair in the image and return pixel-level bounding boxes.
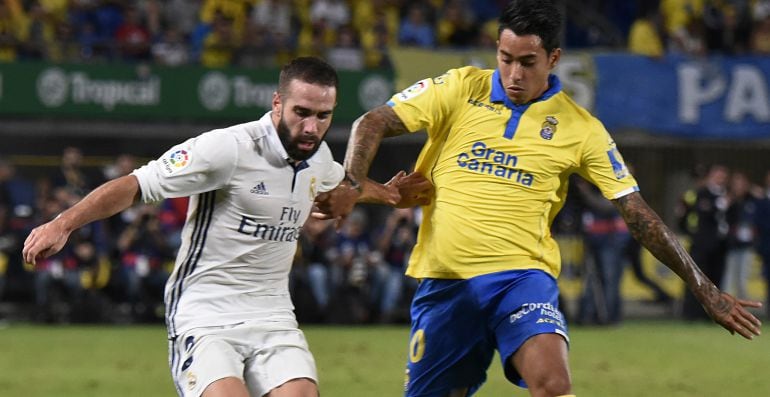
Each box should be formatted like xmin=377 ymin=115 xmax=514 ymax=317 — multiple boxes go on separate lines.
xmin=278 ymin=57 xmax=339 ymax=97
xmin=498 ymin=0 xmax=562 ymax=53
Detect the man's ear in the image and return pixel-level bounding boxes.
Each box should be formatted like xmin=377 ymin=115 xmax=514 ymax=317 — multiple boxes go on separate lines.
xmin=549 ymin=48 xmax=562 ymax=69
xmin=272 ymin=91 xmax=282 ymax=113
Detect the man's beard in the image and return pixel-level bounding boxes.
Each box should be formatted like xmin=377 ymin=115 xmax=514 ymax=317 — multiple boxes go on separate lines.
xmin=277 ymin=115 xmax=321 ymax=161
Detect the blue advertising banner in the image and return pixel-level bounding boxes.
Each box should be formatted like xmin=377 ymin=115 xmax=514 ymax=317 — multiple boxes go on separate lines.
xmin=594 ymin=54 xmax=770 ymax=139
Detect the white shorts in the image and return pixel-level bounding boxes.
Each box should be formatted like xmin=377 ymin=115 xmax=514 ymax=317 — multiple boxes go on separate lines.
xmin=168 ymin=320 xmax=318 ymax=397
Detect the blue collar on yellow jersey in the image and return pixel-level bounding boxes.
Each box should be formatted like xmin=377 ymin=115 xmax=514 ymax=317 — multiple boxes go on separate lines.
xmin=490 ymin=71 xmax=562 ymax=139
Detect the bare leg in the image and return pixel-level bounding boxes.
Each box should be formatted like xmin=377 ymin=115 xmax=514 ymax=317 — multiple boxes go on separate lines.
xmin=511 ymin=334 xmax=571 ymax=397
xmin=202 ymin=377 xmax=249 ymax=397
xmin=265 ymin=378 xmax=318 ymax=397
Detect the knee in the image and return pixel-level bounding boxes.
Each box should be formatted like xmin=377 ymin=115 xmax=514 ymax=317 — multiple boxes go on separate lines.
xmin=528 ymin=375 xmax=572 ymax=397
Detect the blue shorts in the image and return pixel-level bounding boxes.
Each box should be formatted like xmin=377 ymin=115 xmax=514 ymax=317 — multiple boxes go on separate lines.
xmin=404 ymin=269 xmax=568 ymax=397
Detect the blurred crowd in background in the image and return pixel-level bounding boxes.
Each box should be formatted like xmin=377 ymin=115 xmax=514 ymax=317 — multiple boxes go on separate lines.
xmin=1 ymin=0 xmax=770 ymax=70
xmin=1 ymin=0 xmax=770 ymax=325
xmin=1 ymin=148 xmax=769 ymax=325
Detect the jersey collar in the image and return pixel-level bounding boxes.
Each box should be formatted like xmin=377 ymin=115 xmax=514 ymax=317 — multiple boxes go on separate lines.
xmin=260 ymin=111 xmax=310 ymax=169
xmin=261 ymin=111 xmax=293 ymax=164
xmin=490 ymin=70 xmax=562 ymax=109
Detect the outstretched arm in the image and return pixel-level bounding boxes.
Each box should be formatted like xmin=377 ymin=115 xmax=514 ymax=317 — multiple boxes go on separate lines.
xmin=313 ymin=104 xmax=420 ymax=227
xmin=613 ymin=191 xmax=762 ymax=339
xmin=23 ymin=175 xmax=141 ymax=265
xmin=312 ymin=170 xmax=432 ymax=228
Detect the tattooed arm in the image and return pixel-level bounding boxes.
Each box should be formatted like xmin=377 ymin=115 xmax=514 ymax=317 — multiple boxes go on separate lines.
xmin=344 ymin=104 xmax=411 ymax=183
xmin=614 ymin=191 xmax=762 ymax=339
xmin=312 ymin=105 xmax=431 ymax=224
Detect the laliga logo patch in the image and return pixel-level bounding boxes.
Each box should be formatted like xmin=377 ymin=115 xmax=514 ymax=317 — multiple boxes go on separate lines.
xmin=540 ymin=116 xmax=558 ymax=140
xmin=169 ymin=150 xmax=189 ymax=168
xmin=397 ymin=79 xmax=429 ymax=101
xmin=161 ymin=149 xmax=191 ymax=175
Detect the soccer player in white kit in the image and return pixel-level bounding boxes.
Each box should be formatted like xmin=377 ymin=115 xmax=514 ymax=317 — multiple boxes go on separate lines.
xmin=22 ymin=57 xmax=426 ymax=397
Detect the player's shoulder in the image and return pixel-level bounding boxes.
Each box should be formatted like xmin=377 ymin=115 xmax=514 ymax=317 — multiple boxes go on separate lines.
xmin=551 ymin=91 xmax=604 ymax=129
xmin=188 ymin=123 xmax=256 ymax=163
xmin=442 ymin=66 xmax=494 ymax=85
xmin=456 ymin=65 xmax=494 ymax=78
xmin=431 ymin=66 xmax=494 ymax=98
xmin=219 ymin=120 xmax=268 ymax=143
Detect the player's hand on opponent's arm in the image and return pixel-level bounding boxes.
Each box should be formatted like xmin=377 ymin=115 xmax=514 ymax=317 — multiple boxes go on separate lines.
xmin=23 ymin=218 xmax=72 ymax=265
xmin=312 ymin=170 xmax=433 ymax=227
xmin=388 ymin=170 xmax=433 ymax=208
xmin=312 ymin=175 xmax=366 ymax=226
xmin=701 ymin=289 xmax=762 ymax=340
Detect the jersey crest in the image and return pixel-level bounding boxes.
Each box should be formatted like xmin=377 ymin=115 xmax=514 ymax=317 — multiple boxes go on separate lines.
xmin=540 ymin=116 xmax=558 ymax=140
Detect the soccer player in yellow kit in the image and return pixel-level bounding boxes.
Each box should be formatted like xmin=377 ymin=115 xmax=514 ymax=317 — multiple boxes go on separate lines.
xmin=324 ymin=1 xmax=762 ymax=396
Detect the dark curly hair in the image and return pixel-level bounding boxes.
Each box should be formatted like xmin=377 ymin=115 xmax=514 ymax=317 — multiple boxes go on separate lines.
xmin=498 ymin=0 xmax=563 ymax=53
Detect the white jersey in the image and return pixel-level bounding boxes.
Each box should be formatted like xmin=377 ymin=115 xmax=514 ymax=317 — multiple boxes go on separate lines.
xmin=132 ymin=112 xmax=344 ymax=338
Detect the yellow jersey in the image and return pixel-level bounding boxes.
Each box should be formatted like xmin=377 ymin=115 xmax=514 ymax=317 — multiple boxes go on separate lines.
xmin=388 ymin=66 xmax=639 ymax=279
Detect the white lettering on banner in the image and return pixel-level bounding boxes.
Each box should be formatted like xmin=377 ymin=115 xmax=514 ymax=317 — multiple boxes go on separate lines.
xmin=554 ymin=56 xmax=594 ymax=111
xmin=232 ymin=76 xmax=274 ymax=107
xmin=37 ymin=68 xmax=69 ymax=107
xmin=198 ymin=72 xmax=276 ymax=111
xmin=36 ymin=68 xmax=161 ymax=110
xmin=198 ymin=72 xmax=230 ymax=111
xmin=70 ymin=73 xmax=161 ymax=110
xmin=358 ymin=75 xmax=392 ymax=110
xmin=678 ymin=64 xmax=726 ymax=124
xmin=725 ymin=66 xmax=770 ymax=122
xmin=678 ymin=63 xmax=770 ymax=124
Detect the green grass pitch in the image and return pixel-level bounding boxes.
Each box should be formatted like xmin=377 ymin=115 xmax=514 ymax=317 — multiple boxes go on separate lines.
xmin=1 ymin=321 xmax=768 ymax=396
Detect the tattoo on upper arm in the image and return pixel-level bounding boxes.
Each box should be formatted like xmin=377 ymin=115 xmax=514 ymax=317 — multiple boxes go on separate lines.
xmin=369 ymin=105 xmax=409 ymax=138
xmin=346 ymin=105 xmax=409 ymax=179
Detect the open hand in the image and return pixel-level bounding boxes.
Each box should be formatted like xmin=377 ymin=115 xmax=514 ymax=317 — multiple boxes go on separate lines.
xmin=705 ymin=291 xmax=762 ymax=340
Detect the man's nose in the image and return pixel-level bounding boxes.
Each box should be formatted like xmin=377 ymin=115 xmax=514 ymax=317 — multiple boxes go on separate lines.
xmin=509 ymin=64 xmax=523 ymax=82
xmin=302 ymin=118 xmax=319 ymax=134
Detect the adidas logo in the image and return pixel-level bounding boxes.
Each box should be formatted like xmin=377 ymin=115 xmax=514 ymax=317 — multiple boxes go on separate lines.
xmin=250 ymin=181 xmax=269 ymax=195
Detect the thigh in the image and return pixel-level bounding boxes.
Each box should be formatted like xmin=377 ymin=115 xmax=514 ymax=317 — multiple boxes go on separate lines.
xmin=243 ymin=326 xmax=318 ymax=397
xmin=169 ymin=329 xmax=245 ymax=397
xmin=202 ymin=377 xmax=249 ymax=397
xmin=510 ymin=333 xmax=571 ymax=394
xmin=487 ymin=270 xmax=569 ymax=387
xmin=405 ymin=279 xmax=493 ymax=397
xmin=264 ymin=378 xmax=318 ymax=397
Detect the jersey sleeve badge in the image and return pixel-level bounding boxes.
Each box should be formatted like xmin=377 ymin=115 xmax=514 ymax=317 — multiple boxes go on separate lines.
xmin=160 ymin=149 xmax=192 ymax=176
xmin=606 ymin=147 xmax=629 ymax=179
xmin=397 ymin=79 xmax=430 ymax=101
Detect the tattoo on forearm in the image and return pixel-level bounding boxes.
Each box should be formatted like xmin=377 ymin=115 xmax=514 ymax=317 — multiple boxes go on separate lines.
xmin=345 ymin=105 xmax=409 ymax=180
xmin=614 ymin=193 xmax=728 ymax=317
